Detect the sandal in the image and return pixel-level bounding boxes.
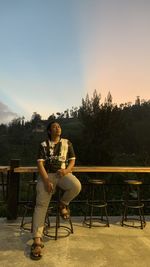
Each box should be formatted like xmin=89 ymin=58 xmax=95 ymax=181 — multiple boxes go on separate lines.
xmin=30 ymin=243 xmax=43 ymax=260
xmin=59 ymin=202 xmax=70 ymax=219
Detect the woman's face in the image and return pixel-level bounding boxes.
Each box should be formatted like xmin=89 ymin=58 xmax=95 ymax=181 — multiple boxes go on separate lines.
xmin=50 ymin=122 xmax=62 ymax=137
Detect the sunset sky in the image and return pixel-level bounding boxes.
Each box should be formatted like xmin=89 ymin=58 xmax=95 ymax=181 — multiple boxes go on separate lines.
xmin=0 ymin=0 xmax=150 ymax=123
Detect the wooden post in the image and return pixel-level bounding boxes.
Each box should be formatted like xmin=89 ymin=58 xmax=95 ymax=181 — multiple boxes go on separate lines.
xmin=7 ymin=159 xmax=20 ymax=220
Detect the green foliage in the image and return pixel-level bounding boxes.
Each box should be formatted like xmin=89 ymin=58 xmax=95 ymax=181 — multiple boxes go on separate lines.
xmin=0 ymin=91 xmax=150 ymax=167
xmin=77 ymin=91 xmax=150 ymax=166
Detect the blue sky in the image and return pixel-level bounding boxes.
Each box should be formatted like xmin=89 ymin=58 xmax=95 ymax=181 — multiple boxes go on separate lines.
xmin=0 ymin=0 xmax=150 ymax=123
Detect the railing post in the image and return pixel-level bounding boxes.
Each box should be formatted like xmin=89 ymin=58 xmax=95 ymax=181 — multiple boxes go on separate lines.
xmin=7 ymin=159 xmax=20 ymax=220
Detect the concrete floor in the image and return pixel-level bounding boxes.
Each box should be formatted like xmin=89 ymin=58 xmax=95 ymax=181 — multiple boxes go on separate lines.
xmin=0 ymin=216 xmax=150 ymax=267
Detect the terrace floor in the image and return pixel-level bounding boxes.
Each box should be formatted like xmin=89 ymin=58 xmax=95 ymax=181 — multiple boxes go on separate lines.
xmin=0 ymin=216 xmax=150 ymax=267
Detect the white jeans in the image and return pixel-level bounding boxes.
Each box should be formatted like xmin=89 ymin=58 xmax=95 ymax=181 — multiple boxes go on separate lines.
xmin=32 ymin=173 xmax=81 ymax=238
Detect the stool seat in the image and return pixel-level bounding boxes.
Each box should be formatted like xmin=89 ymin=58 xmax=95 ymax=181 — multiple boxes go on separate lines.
xmin=83 ymin=179 xmax=109 ymax=228
xmin=125 ymin=180 xmax=142 ymax=185
xmin=121 ymin=179 xmax=146 ymax=229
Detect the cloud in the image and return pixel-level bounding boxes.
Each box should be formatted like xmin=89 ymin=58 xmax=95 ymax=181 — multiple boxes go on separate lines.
xmin=0 ymin=101 xmax=18 ymax=124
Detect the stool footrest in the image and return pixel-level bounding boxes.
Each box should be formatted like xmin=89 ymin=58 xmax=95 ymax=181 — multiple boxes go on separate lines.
xmin=121 ymin=218 xmax=146 ymax=229
xmin=44 ymin=224 xmax=73 ymax=239
xmin=87 ymin=202 xmax=107 ymax=208
xmin=122 ymin=202 xmax=144 ymax=209
xmin=83 ymin=217 xmax=109 ymax=227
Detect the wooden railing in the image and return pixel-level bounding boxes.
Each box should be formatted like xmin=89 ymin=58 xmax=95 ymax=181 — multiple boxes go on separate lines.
xmin=1 ymin=160 xmax=150 ymax=220
xmin=13 ymin=166 xmax=150 ymax=173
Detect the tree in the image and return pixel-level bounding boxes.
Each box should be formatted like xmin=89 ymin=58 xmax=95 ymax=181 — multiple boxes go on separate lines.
xmin=104 ymin=91 xmax=113 ymax=107
xmin=30 ymin=112 xmax=42 ymax=127
xmin=135 ymin=96 xmax=140 ymax=106
xmin=47 ymin=113 xmax=56 ymax=121
xmin=31 ymin=112 xmax=41 ymax=122
xmin=70 ymin=107 xmax=78 ymax=118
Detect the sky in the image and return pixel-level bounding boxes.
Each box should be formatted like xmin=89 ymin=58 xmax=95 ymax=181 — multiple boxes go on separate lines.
xmin=0 ymin=0 xmax=150 ymax=123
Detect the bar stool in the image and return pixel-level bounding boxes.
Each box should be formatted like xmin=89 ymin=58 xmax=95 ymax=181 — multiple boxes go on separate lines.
xmin=83 ymin=179 xmax=109 ymax=227
xmin=121 ymin=179 xmax=146 ymax=229
xmin=0 ymin=172 xmax=8 ymax=201
xmin=20 ymin=180 xmax=37 ymax=231
xmin=44 ymin=187 xmax=74 ymax=240
xmin=21 ymin=182 xmax=73 ymax=239
xmin=20 ymin=179 xmax=52 ymax=233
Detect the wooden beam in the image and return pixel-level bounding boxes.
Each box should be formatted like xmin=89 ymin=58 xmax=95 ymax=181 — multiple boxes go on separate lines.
xmin=13 ymin=166 xmax=150 ymax=173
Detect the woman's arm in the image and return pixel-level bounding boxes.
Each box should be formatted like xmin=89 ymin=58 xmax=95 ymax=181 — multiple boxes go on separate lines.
xmin=38 ymin=160 xmax=53 ymax=193
xmin=57 ymin=159 xmax=75 ymax=177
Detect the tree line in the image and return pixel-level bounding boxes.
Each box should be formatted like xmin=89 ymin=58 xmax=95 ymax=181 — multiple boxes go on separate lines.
xmin=0 ymin=90 xmax=150 ymax=167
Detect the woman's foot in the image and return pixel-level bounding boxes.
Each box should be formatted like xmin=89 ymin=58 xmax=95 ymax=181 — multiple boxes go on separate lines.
xmin=30 ymin=238 xmax=44 ymax=261
xmin=59 ymin=202 xmax=70 ymax=219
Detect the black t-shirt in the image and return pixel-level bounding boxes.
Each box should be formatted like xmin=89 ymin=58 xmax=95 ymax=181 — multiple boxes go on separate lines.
xmin=37 ymin=138 xmax=76 ymax=173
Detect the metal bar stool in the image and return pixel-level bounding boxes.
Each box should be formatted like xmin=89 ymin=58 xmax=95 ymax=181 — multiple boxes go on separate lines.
xmin=20 ymin=178 xmax=52 ymax=233
xmin=121 ymin=179 xmax=146 ymax=229
xmin=0 ymin=172 xmax=8 ymax=201
xmin=44 ymin=187 xmax=74 ymax=240
xmin=83 ymin=179 xmax=109 ymax=227
xmin=20 ymin=179 xmax=37 ymax=232
xmin=21 ymin=181 xmax=73 ymax=239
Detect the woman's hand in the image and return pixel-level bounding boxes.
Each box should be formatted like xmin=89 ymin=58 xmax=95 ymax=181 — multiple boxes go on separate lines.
xmin=57 ymin=159 xmax=75 ymax=177
xmin=57 ymin=169 xmax=68 ymax=177
xmin=44 ymin=179 xmax=53 ymax=193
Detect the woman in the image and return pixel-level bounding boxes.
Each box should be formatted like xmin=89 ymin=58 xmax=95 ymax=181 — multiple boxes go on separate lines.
xmin=30 ymin=120 xmax=81 ymax=260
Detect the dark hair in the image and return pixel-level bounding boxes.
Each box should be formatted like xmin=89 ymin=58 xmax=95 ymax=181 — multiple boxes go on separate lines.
xmin=46 ymin=120 xmax=60 ymax=139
